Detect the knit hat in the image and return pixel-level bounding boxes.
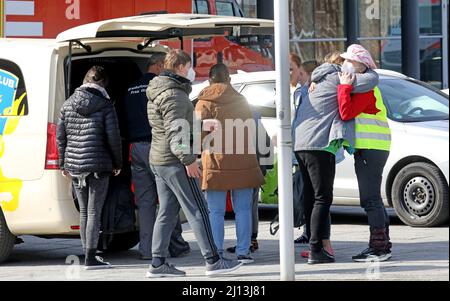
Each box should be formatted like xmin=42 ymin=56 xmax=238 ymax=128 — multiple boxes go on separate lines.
xmin=341 ymin=44 xmax=377 ymax=69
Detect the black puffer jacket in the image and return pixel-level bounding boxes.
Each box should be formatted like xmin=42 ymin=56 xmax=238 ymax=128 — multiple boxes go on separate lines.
xmin=57 ymin=86 xmax=122 ymax=174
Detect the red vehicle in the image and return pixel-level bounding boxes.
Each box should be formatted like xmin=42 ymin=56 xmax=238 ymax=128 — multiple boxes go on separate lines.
xmin=1 ymin=0 xmax=274 ymax=78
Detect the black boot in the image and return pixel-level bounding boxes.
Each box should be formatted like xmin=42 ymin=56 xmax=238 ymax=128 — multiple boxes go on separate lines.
xmin=385 ymin=227 xmax=393 ymax=252
xmin=85 ymin=248 xmax=112 ymax=270
xmin=352 ymin=228 xmax=392 ymax=262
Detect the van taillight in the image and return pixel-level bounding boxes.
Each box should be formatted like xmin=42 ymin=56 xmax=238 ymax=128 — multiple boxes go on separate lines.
xmin=45 ymin=123 xmax=59 ymax=170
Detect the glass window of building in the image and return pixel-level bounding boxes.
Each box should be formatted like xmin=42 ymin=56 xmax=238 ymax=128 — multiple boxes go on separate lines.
xmin=236 ymin=0 xmax=257 ymax=17
xmin=290 ymin=0 xmax=346 ymax=40
xmin=193 ymin=0 xmax=210 ymax=14
xmin=419 ymin=0 xmax=442 ymax=35
xmin=216 ymin=1 xmax=236 ymax=16
xmin=358 ymin=0 xmax=402 ymax=38
xmin=357 ymin=0 xmax=445 ymax=88
xmin=289 ymin=0 xmax=346 ymax=65
xmin=290 ymin=41 xmax=346 ymax=63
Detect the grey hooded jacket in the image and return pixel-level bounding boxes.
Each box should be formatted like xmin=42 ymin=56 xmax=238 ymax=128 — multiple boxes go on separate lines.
xmin=293 ymin=63 xmax=379 ymax=152
xmin=147 ymin=72 xmax=197 ymax=166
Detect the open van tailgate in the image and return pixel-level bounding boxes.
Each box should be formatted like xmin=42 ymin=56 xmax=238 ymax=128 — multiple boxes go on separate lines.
xmin=56 ymin=13 xmax=274 ymax=42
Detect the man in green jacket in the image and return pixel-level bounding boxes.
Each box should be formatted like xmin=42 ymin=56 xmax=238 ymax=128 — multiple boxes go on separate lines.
xmin=146 ymin=49 xmax=243 ymax=278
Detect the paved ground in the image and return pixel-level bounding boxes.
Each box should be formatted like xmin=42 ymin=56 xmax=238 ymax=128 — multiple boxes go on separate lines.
xmin=0 ymin=207 xmax=448 ymax=281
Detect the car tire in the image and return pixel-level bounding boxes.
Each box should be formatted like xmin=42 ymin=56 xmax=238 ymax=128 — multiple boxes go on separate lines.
xmin=392 ymin=162 xmax=449 ymax=227
xmin=0 ymin=208 xmax=16 ymax=264
xmin=98 ymin=231 xmax=140 ymax=253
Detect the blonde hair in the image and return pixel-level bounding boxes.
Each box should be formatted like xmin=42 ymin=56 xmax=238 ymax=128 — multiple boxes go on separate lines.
xmin=324 ymin=51 xmax=345 ymax=65
xmin=164 ymin=49 xmax=192 ymax=72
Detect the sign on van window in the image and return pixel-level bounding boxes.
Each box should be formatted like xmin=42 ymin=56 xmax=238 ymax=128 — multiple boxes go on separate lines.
xmin=0 ymin=60 xmax=29 ymax=117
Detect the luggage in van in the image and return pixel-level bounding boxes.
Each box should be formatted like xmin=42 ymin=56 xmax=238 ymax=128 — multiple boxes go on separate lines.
xmin=99 ymin=177 xmax=137 ymax=251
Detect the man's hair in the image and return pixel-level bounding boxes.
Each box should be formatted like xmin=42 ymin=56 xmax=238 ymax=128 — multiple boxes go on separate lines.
xmin=147 ymin=52 xmax=167 ymax=70
xmin=209 ymin=63 xmax=230 ymax=84
xmin=301 ymin=60 xmax=320 ymax=75
xmin=324 ymin=51 xmax=345 ymax=65
xmin=83 ymin=66 xmax=109 ymax=87
xmin=290 ymin=53 xmax=302 ymax=68
xmin=164 ymin=49 xmax=192 ymax=72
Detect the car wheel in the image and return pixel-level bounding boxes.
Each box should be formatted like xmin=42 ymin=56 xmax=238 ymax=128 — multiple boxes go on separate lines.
xmin=0 ymin=208 xmax=16 ymax=264
xmin=98 ymin=231 xmax=140 ymax=253
xmin=392 ymin=162 xmax=449 ymax=227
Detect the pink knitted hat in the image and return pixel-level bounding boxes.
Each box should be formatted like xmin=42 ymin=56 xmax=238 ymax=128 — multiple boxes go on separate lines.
xmin=341 ymin=44 xmax=377 ymax=69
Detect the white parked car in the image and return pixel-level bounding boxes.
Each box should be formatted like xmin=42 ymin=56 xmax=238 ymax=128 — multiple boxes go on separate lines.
xmin=191 ymin=70 xmax=449 ymax=228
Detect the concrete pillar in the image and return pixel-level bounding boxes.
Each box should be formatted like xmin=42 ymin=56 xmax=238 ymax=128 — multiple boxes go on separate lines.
xmin=401 ymin=0 xmax=420 ymax=79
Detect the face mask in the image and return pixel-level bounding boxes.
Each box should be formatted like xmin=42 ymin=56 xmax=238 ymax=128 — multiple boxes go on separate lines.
xmin=186 ymin=67 xmax=196 ymax=83
xmin=341 ymin=61 xmax=356 ymax=75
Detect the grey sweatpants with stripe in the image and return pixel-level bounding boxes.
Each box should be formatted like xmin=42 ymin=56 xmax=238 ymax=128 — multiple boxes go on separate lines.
xmin=150 ymin=163 xmax=219 ymax=260
xmin=131 ymin=142 xmax=190 ymax=257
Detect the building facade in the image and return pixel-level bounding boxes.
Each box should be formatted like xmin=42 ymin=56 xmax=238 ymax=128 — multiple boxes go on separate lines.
xmin=257 ymin=0 xmax=448 ymax=89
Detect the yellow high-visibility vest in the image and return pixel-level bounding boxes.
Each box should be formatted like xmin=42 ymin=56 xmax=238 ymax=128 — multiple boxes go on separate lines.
xmin=354 ymin=87 xmax=392 ymax=151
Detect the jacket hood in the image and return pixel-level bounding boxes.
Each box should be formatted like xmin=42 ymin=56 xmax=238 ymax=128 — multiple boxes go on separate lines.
xmin=147 ymin=72 xmax=192 ymax=102
xmin=198 ymin=83 xmax=242 ymax=104
xmin=311 ymin=63 xmax=341 ymax=83
xmin=71 ymin=87 xmax=111 ymax=116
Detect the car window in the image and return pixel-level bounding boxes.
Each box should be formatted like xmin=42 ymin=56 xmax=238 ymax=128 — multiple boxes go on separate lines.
xmin=193 ymin=0 xmax=210 ymax=14
xmin=0 ymin=59 xmax=29 ymax=118
xmin=216 ymin=1 xmax=235 ymax=16
xmin=379 ymin=79 xmax=449 ymax=122
xmin=240 ymin=82 xmax=276 ymax=118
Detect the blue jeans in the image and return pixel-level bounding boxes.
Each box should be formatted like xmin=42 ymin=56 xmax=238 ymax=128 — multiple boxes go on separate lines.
xmin=206 ymin=189 xmax=253 ymax=257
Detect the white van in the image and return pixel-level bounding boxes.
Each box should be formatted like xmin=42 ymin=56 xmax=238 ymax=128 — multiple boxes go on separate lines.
xmin=0 ymin=13 xmax=274 ymax=263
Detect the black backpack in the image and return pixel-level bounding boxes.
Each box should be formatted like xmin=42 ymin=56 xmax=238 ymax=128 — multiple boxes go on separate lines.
xmin=100 ymin=178 xmax=136 ymax=248
xmin=269 ymin=169 xmax=305 ymax=235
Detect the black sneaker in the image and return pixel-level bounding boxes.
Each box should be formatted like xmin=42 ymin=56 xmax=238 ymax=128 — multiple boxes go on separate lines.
xmin=237 ymin=255 xmax=255 ymax=264
xmin=250 ymin=240 xmax=259 ymax=253
xmin=84 ymin=256 xmax=112 ymax=270
xmin=227 ymin=244 xmax=257 ymax=254
xmin=294 ymin=235 xmax=310 ymax=244
xmin=205 ymin=258 xmax=243 ymax=276
xmin=146 ymin=263 xmax=186 ymax=278
xmin=352 ymin=248 xmax=392 ymax=263
xmin=226 ymin=246 xmax=237 ymax=254
xmin=308 ymin=249 xmax=335 ymax=265
xmin=170 ymin=248 xmax=191 ymax=258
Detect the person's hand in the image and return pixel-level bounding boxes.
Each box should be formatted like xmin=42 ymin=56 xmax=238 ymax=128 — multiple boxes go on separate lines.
xmin=308 ymin=82 xmax=317 ymax=93
xmin=186 ymin=161 xmax=201 ymax=178
xmin=339 ymin=72 xmax=356 ymax=85
xmin=61 ymin=170 xmax=69 ymax=178
xmin=113 ymin=169 xmax=121 ymax=177
xmin=203 ymin=119 xmax=220 ymax=132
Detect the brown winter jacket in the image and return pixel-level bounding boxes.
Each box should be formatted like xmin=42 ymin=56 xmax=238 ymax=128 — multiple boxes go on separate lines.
xmin=195 ymin=83 xmax=265 ymax=191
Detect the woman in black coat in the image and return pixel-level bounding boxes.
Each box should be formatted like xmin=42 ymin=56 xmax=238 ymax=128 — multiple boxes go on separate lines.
xmin=57 ymin=66 xmax=122 ymax=270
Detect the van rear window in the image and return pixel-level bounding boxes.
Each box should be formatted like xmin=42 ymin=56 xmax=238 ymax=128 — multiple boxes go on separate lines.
xmin=0 ymin=59 xmax=29 ymax=117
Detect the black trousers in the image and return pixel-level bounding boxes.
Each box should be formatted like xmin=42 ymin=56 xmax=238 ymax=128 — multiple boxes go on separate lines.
xmin=354 ymin=149 xmax=390 ymax=230
xmin=296 ymin=151 xmax=336 ymax=252
xmin=72 ymin=173 xmax=110 ymax=251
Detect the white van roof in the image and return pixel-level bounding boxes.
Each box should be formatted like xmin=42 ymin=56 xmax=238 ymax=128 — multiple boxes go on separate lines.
xmin=56 ymin=13 xmax=274 ymax=42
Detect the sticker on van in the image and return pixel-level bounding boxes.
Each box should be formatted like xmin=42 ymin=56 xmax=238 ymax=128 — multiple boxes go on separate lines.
xmin=0 ymin=69 xmax=19 ymax=117
xmin=0 ymin=68 xmax=25 ymax=212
